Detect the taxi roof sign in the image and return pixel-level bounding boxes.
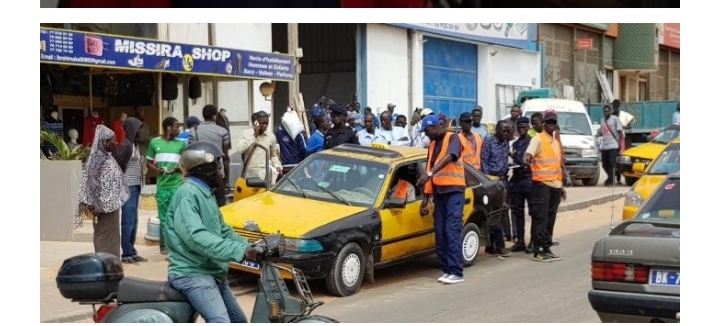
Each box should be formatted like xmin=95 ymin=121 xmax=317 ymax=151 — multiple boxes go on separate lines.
xmin=370 ymin=143 xmax=389 ymax=149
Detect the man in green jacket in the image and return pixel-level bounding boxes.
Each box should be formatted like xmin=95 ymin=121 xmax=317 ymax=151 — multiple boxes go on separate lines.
xmin=165 ymin=140 xmax=258 ymax=323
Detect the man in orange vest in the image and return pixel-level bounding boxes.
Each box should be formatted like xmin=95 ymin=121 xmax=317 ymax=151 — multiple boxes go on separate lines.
xmin=416 ymin=115 xmax=466 ymax=285
xmin=523 ymin=111 xmax=567 ymax=262
xmin=458 ymin=112 xmax=482 ymax=170
xmin=389 ymin=168 xmax=416 ymax=202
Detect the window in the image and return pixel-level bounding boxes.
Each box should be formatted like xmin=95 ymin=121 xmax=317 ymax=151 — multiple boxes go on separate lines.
xmin=647 ymin=145 xmax=679 ymax=175
xmin=465 ymin=167 xmax=482 ymax=187
xmin=387 ymin=163 xmax=422 ymax=202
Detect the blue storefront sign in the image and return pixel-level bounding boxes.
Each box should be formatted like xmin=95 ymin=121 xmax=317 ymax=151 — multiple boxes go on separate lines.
xmin=40 ymin=28 xmax=295 ymax=82
xmin=388 ymin=23 xmax=538 ymax=51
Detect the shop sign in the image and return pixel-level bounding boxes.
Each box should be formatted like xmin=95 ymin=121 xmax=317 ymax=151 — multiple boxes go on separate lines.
xmin=40 ymin=28 xmax=295 ymax=82
xmin=388 ymin=23 xmax=536 ymax=50
xmin=578 ymin=23 xmax=611 ymax=31
xmin=576 ymin=38 xmax=593 ymax=50
xmin=659 ymin=23 xmax=680 ymax=49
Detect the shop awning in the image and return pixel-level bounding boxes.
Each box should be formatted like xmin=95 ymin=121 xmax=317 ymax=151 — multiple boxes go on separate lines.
xmin=40 ymin=27 xmax=295 ymax=82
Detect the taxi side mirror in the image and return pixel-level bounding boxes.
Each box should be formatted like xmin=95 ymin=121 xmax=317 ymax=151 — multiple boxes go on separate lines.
xmin=246 ymin=177 xmax=268 ymax=189
xmin=384 ymin=198 xmax=406 ymax=209
xmin=632 ymin=162 xmax=647 ymax=174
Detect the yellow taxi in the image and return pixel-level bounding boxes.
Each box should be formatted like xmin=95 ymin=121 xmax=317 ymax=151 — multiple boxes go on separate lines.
xmin=221 ymin=143 xmax=509 ymax=297
xmin=617 ymin=123 xmax=680 ymax=186
xmin=622 ymin=138 xmax=680 ymax=220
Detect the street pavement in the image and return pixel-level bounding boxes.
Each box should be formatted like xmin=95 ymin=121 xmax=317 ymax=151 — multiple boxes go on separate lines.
xmin=41 ymin=180 xmax=627 ymax=323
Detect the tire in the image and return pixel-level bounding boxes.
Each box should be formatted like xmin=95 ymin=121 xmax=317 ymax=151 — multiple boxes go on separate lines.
xmin=295 ymin=315 xmax=340 ymax=323
xmin=461 ymin=223 xmax=481 ymax=267
xmin=582 ymin=168 xmax=600 ymax=186
xmin=625 ymin=176 xmax=638 ymax=186
xmin=325 ymin=242 xmax=365 ymax=297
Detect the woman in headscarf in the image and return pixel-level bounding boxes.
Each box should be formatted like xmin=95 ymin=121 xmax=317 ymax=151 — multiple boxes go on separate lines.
xmin=73 ymin=125 xmax=129 ymax=258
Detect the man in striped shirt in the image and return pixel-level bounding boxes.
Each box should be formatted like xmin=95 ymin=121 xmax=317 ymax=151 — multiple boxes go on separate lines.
xmin=146 ymin=117 xmax=186 ymax=255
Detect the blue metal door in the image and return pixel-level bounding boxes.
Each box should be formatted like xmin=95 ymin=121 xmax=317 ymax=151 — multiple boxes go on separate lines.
xmin=423 ymin=37 xmax=478 ymax=122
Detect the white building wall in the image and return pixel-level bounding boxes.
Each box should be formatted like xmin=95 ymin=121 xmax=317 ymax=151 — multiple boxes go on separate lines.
xmin=365 ymin=24 xmax=410 ymax=119
xmin=212 ymin=23 xmax=273 ymax=150
xmin=477 ymin=44 xmax=541 ymax=123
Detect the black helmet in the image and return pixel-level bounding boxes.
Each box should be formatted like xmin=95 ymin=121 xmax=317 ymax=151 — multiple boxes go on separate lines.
xmin=180 ymin=141 xmax=222 ymax=174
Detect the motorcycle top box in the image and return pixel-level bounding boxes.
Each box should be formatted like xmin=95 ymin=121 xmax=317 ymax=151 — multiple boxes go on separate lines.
xmin=56 ymin=253 xmax=124 ymax=301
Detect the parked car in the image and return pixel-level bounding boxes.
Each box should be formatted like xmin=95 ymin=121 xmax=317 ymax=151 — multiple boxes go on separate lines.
xmin=588 ymin=171 xmax=680 ymax=323
xmin=220 ymin=143 xmax=509 ymax=297
xmin=617 ymin=123 xmax=680 ymax=186
xmin=623 ymin=137 xmax=679 ymax=220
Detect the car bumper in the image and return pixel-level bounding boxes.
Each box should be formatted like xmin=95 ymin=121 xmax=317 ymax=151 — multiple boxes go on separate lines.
xmin=229 ymin=252 xmax=335 ymax=280
xmin=622 ymin=205 xmax=638 ymax=220
xmin=588 ymin=290 xmax=680 ymax=323
xmin=616 ymin=162 xmax=642 ymax=178
xmin=565 ymin=157 xmax=599 ymax=179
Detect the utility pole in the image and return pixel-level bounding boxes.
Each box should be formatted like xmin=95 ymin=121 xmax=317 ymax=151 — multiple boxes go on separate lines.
xmin=288 ymin=23 xmax=300 ymax=110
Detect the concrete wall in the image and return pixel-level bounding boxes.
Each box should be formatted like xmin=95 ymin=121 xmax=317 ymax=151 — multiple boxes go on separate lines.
xmin=365 ymin=24 xmax=410 ymax=119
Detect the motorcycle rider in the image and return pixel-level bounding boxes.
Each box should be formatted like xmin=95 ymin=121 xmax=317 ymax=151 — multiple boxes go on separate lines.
xmin=165 ymin=141 xmax=258 ymax=323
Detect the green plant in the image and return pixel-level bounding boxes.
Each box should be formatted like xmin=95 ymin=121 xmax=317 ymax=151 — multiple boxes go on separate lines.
xmin=40 ymin=128 xmax=90 ymax=161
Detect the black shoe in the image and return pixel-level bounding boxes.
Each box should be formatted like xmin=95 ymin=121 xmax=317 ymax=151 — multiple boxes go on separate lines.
xmin=132 ymin=255 xmax=148 ymax=262
xmin=485 ymin=247 xmax=496 ymax=255
xmin=504 ymin=235 xmax=512 ymax=242
xmin=510 ymin=241 xmax=527 ymax=252
xmin=525 ymin=243 xmax=535 ymax=254
xmin=533 ymin=251 xmax=555 ymax=262
xmin=545 ymin=248 xmax=562 ymax=261
xmin=604 ymin=179 xmax=611 ymax=186
xmin=496 ymin=248 xmax=512 ymax=257
xmin=121 ymin=257 xmax=135 ymax=264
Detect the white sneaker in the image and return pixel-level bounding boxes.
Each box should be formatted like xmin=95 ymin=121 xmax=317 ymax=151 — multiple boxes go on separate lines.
xmin=441 ymin=274 xmax=465 ymax=284
xmin=437 ymin=273 xmax=450 ymax=282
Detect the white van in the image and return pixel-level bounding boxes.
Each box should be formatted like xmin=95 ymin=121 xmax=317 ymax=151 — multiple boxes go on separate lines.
xmin=510 ymin=99 xmax=600 ymax=186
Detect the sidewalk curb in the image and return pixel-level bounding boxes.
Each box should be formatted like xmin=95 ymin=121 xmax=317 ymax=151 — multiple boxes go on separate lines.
xmin=41 ymin=286 xmax=255 ymax=323
xmin=557 ymin=192 xmax=626 ymax=213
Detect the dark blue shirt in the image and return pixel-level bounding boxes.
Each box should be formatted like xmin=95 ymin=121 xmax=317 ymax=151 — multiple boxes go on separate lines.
xmin=305 ymin=130 xmax=325 ymax=158
xmin=429 ymin=133 xmax=464 ymax=195
xmin=509 ymin=136 xmax=532 ymax=193
xmin=276 ymin=126 xmax=306 ymax=167
xmin=481 ymin=135 xmax=510 ymax=178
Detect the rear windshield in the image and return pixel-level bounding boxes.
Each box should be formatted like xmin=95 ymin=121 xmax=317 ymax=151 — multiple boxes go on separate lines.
xmin=636 ymin=178 xmax=680 ymax=221
xmin=647 ymin=145 xmax=680 ymax=175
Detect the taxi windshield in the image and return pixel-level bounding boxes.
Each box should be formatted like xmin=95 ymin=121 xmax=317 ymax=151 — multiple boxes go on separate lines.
xmin=272 ymin=153 xmax=390 ymax=207
xmin=636 ymin=178 xmax=680 ymax=221
xmin=647 ymin=145 xmax=680 ymax=175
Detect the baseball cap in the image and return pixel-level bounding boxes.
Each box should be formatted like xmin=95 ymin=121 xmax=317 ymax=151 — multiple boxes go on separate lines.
xmin=459 ymin=112 xmax=472 ymax=121
xmin=419 ymin=115 xmax=440 ymax=133
xmin=543 ymin=110 xmax=558 ymax=122
xmin=420 ymin=108 xmax=434 ymax=117
xmin=186 ymin=116 xmax=200 ymax=127
xmin=517 ymin=116 xmax=530 ymax=125
xmin=387 ymin=103 xmax=396 ymax=108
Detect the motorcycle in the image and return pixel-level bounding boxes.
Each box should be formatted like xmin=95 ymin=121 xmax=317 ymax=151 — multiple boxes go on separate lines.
xmin=55 ymin=234 xmax=338 ymax=323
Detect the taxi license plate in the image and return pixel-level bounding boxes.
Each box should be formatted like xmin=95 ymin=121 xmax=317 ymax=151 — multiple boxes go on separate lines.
xmin=239 ymin=260 xmax=260 ymax=270
xmin=650 ymin=269 xmax=679 ymax=286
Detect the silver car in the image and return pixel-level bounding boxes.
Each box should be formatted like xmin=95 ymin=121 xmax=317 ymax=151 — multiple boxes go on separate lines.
xmin=588 ymin=171 xmax=680 ymax=323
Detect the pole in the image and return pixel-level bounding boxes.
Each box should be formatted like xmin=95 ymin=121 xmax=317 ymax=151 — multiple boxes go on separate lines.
xmin=288 ymin=23 xmax=299 ymax=110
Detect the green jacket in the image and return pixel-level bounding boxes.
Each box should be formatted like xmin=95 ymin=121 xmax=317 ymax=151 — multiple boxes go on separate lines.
xmin=165 ymin=177 xmax=251 ymax=280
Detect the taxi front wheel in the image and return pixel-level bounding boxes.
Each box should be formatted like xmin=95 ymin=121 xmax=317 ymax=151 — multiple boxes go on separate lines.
xmin=325 ymin=242 xmax=366 ymax=297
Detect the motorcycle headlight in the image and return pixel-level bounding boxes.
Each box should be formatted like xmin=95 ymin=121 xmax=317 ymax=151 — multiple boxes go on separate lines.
xmin=285 ymin=238 xmax=324 ymax=253
xmin=617 ymin=156 xmax=632 ymax=164
xmin=624 ymin=191 xmax=643 ymax=207
xmin=581 ymin=148 xmax=598 ymax=158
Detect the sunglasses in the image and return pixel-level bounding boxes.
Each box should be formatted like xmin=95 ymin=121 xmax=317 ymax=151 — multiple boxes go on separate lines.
xmin=544 ymin=120 xmax=557 ymax=125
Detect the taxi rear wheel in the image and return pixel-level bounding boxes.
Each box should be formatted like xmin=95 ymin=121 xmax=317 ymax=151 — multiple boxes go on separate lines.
xmin=325 ymin=242 xmax=365 ymax=297
xmin=462 ymin=223 xmax=481 ymax=267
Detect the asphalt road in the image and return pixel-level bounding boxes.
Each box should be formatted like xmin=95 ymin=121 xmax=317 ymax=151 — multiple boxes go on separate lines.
xmin=305 ymin=226 xmax=608 ymax=323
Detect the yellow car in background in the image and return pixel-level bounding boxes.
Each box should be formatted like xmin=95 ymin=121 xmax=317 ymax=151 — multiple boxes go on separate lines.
xmin=617 ymin=123 xmax=680 ymax=186
xmin=623 ymin=138 xmax=680 ymax=220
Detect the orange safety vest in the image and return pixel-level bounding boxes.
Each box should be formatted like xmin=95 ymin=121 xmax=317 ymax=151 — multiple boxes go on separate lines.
xmin=424 ymin=133 xmax=465 ymax=195
xmin=391 ymin=180 xmax=411 ymax=201
xmin=458 ymin=133 xmax=482 ymax=170
xmin=531 ymin=132 xmax=563 ymax=182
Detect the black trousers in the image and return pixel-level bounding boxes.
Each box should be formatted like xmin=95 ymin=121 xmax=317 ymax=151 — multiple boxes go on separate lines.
xmin=601 ymin=148 xmax=619 ymax=182
xmin=529 ymin=182 xmax=562 ymax=251
xmin=509 ymin=191 xmax=532 ymax=243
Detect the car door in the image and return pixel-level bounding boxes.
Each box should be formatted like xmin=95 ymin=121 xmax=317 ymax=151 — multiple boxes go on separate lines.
xmin=378 ymin=160 xmax=436 ymax=262
xmin=233 ymin=143 xmax=271 ymax=202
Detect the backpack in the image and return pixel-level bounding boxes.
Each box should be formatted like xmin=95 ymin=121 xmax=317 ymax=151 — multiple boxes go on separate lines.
xmin=162 ymin=73 xmax=179 ymax=101
xmin=188 ymin=76 xmax=202 ymax=105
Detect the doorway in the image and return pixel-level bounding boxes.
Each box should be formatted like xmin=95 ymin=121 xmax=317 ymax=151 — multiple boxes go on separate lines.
xmin=61 ymin=107 xmax=86 ymax=143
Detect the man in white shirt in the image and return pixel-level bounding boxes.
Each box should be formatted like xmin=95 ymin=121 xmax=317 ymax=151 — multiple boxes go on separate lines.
xmin=357 ymin=112 xmax=380 ymax=146
xmin=410 ymin=108 xmax=434 ymax=148
xmin=672 ymin=103 xmax=680 ymax=124
xmin=376 ymin=111 xmax=411 ymax=146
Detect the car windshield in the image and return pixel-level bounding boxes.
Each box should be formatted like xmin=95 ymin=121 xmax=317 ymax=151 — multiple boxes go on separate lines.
xmin=272 ymin=153 xmax=390 ymax=207
xmin=527 ymin=111 xmax=592 ymax=136
xmin=651 ymin=125 xmax=680 ymax=144
xmin=647 ymin=145 xmax=680 ymax=175
xmin=635 ymin=178 xmax=680 ymax=221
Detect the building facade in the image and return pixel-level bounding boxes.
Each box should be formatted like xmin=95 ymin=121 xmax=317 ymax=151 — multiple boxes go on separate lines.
xmin=361 ymin=23 xmax=541 ymax=124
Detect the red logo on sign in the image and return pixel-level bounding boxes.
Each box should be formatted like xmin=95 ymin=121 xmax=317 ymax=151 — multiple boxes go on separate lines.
xmin=665 ymin=183 xmax=675 ymax=190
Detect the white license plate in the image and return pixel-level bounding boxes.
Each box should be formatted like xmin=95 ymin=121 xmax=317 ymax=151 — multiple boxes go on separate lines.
xmin=650 ymin=269 xmax=679 ymax=286
xmin=239 ymin=260 xmax=260 ymax=270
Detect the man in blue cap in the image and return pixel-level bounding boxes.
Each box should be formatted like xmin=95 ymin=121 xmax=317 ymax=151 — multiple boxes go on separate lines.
xmin=323 ymin=104 xmax=359 ymax=150
xmin=177 ymin=116 xmax=200 ymax=145
xmin=416 ymin=114 xmax=466 ymax=285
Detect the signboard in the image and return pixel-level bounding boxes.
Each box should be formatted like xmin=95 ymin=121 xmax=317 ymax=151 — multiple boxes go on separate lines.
xmin=40 ymin=28 xmax=296 ymax=82
xmin=388 ymin=23 xmax=536 ymax=50
xmin=578 ymin=23 xmax=611 ymax=31
xmin=576 ymin=38 xmax=594 ymax=50
xmin=659 ymin=23 xmax=680 ymax=49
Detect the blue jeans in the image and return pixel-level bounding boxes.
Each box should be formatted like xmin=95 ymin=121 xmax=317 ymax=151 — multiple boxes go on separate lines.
xmin=433 ymin=191 xmax=465 ymax=278
xmin=169 ymin=275 xmax=248 ymax=323
xmin=121 ymin=185 xmax=141 ymax=258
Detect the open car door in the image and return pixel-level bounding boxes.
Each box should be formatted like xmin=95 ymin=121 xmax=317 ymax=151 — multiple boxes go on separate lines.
xmin=233 ymin=143 xmax=272 ymax=202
